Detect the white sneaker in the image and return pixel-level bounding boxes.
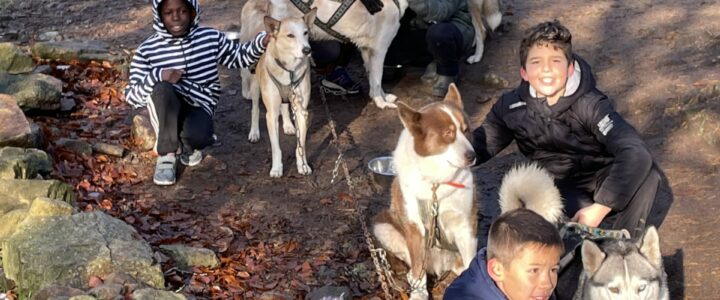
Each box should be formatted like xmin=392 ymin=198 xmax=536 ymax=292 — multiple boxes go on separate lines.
xmin=153 ymin=154 xmax=176 ymax=186
xmin=180 ymin=149 xmax=202 ymax=167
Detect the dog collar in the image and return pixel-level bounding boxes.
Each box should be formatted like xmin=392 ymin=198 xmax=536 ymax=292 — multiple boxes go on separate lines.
xmin=443 ymin=181 xmax=466 ymax=189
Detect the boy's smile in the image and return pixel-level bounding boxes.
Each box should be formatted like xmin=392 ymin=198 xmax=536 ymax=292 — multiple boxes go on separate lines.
xmin=520 ymin=44 xmax=574 ymax=105
xmin=161 ymin=0 xmax=194 ymax=37
xmin=491 ymin=243 xmax=562 ymax=300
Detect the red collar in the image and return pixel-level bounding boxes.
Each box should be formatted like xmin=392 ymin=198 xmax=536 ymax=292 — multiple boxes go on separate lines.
xmin=443 ymin=181 xmax=466 ymax=189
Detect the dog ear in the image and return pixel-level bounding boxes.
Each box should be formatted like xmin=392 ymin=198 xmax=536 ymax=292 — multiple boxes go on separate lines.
xmin=264 ymin=16 xmax=281 ymax=36
xmin=581 ymin=240 xmax=606 ymax=274
xmin=443 ymin=83 xmax=463 ymax=110
xmin=304 ymin=7 xmax=317 ymax=29
xmin=397 ymin=101 xmax=423 ymax=136
xmin=638 ymin=226 xmax=663 ymax=270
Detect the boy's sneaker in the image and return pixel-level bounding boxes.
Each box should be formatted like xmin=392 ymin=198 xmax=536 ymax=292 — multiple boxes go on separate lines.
xmin=432 ymin=75 xmax=456 ymax=97
xmin=180 ymin=149 xmax=202 ymax=167
xmin=153 ymin=154 xmax=176 ymax=186
xmin=420 ymin=61 xmax=438 ymax=84
xmin=321 ymin=67 xmax=361 ymax=95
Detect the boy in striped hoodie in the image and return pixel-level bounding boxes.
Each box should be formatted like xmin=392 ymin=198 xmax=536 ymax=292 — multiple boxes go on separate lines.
xmin=124 ymin=0 xmax=268 ymax=185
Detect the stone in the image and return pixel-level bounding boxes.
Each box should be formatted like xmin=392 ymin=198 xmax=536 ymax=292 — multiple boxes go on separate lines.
xmin=0 ymin=94 xmax=34 ymax=148
xmin=60 ymin=97 xmax=76 ymax=111
xmin=32 ymin=65 xmax=53 ymax=75
xmin=131 ymin=288 xmax=186 ymax=300
xmin=0 ymin=178 xmax=75 ymax=204
xmin=31 ymin=41 xmax=124 ymax=64
xmin=27 ymin=197 xmax=74 ymax=218
xmin=0 ymin=73 xmax=62 ymax=111
xmin=92 ymin=143 xmax=125 ymax=157
xmin=0 ymin=208 xmax=28 ymax=242
xmin=0 ymin=43 xmax=34 ymax=74
xmin=307 ymin=285 xmax=352 ymax=300
xmin=88 ymin=283 xmax=124 ymax=300
xmin=159 ymin=245 xmax=219 ymax=270
xmin=37 ymin=31 xmax=61 ymax=42
xmin=56 ymin=138 xmax=93 ymax=157
xmin=30 ymin=285 xmax=85 ymax=300
xmin=132 ymin=114 xmax=156 ymax=151
xmin=3 ymin=212 xmax=165 ymax=294
xmin=0 ymin=147 xmax=53 ymax=179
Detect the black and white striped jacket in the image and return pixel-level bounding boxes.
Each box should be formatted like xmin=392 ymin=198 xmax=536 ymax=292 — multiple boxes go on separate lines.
xmin=124 ymin=0 xmax=266 ymax=116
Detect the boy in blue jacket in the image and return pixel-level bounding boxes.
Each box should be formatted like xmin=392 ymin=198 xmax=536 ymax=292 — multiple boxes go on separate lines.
xmin=444 ymin=209 xmax=563 ymax=299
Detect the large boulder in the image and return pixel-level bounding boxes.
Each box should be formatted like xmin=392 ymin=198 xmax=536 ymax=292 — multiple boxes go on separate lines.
xmin=132 ymin=114 xmax=156 ymax=151
xmin=0 ymin=73 xmax=62 ymax=111
xmin=0 ymin=147 xmax=53 ymax=179
xmin=0 ymin=197 xmax=74 ymax=242
xmin=2 ymin=212 xmax=165 ymax=294
xmin=0 ymin=179 xmax=75 ymax=204
xmin=0 ymin=94 xmax=36 ymax=148
xmin=0 ymin=43 xmax=34 ymax=74
xmin=31 ymin=41 xmax=125 ymax=64
xmin=159 ymin=245 xmax=219 ymax=270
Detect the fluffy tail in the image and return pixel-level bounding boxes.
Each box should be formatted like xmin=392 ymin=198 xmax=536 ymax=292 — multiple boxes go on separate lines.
xmin=499 ymin=163 xmax=564 ymax=224
xmin=483 ymin=0 xmax=502 ymax=31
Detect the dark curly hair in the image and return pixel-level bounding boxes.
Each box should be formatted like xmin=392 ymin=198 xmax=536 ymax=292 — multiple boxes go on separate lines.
xmin=519 ymin=20 xmax=573 ymax=68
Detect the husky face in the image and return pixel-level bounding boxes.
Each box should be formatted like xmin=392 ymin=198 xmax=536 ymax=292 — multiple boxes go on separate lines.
xmin=578 ymin=226 xmax=669 ymax=300
xmin=396 ymin=84 xmax=476 ymax=182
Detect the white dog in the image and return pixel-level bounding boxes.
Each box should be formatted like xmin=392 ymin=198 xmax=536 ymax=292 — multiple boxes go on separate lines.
xmin=373 ymin=84 xmax=477 ymax=299
xmin=251 ymin=9 xmax=317 ymax=177
xmin=466 ymin=0 xmax=503 ymax=64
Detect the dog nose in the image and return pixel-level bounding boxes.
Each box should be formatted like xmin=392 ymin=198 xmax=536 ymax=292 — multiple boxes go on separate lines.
xmin=302 ymin=46 xmax=311 ymax=55
xmin=464 ymin=150 xmax=476 ymax=165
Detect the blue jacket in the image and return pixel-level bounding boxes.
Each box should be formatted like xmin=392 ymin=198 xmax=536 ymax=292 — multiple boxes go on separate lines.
xmin=443 ymin=248 xmax=507 ymax=299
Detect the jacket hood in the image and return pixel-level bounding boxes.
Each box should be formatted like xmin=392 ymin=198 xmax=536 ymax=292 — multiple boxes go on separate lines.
xmin=520 ymin=54 xmax=597 ymax=116
xmin=152 ymin=0 xmax=200 ymax=40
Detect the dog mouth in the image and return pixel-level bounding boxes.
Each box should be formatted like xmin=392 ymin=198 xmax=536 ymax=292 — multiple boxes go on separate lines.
xmin=447 ymin=160 xmax=470 ymax=169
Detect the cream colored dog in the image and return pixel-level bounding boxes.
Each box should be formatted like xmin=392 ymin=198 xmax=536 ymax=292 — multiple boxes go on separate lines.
xmin=252 ymin=9 xmax=317 ymax=177
xmin=467 ymin=0 xmax=503 ymax=64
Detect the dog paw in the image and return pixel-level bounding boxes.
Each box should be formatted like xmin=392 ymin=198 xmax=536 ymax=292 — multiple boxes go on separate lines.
xmin=466 ymin=52 xmax=483 ymax=64
xmin=283 ymin=124 xmax=296 ymax=136
xmin=297 ymin=163 xmax=312 ymax=175
xmin=248 ymin=129 xmax=260 ymax=143
xmin=269 ymin=165 xmax=283 ymax=177
xmin=408 ymin=291 xmax=429 ymax=300
xmin=385 ymin=93 xmax=398 ymax=103
xmin=372 ymin=96 xmax=398 ymax=109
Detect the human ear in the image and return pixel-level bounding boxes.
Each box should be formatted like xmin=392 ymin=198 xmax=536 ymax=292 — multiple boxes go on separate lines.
xmin=566 ymin=60 xmax=575 ymax=77
xmin=487 ymin=258 xmax=505 ymax=282
xmin=520 ymin=67 xmax=529 ymax=82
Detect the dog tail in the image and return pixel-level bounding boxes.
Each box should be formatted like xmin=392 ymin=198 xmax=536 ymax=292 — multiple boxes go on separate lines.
xmin=499 ymin=163 xmax=564 ymax=224
xmin=483 ymin=0 xmax=502 ymax=31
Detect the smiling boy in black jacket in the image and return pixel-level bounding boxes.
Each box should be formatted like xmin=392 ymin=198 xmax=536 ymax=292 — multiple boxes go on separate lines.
xmin=472 ymin=20 xmax=663 ymax=237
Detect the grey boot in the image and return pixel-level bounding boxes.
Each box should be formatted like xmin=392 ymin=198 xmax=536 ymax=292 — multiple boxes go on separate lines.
xmin=421 ymin=61 xmax=438 ymax=84
xmin=432 ymin=75 xmax=455 ymax=97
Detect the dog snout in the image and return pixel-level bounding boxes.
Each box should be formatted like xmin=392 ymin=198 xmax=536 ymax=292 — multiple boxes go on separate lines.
xmin=302 ymin=46 xmax=312 ymax=55
xmin=464 ymin=150 xmax=476 ymax=165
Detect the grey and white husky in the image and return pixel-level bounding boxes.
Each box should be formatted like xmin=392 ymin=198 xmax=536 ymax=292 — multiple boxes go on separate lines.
xmin=498 ymin=163 xmax=669 ymax=300
xmin=573 ymin=226 xmax=669 ymax=300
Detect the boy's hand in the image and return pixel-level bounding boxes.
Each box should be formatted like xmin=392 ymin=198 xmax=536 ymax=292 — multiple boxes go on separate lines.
xmin=262 ymin=34 xmax=270 ymax=47
xmin=571 ymin=203 xmax=612 ymax=227
xmin=360 ymin=0 xmax=384 ymax=15
xmin=161 ymin=69 xmax=184 ymax=83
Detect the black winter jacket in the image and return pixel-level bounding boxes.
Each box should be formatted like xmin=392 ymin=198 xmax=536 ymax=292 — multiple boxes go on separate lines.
xmin=472 ymin=55 xmax=654 ymax=211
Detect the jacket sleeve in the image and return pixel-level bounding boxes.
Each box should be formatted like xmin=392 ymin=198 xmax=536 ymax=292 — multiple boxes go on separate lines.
xmin=584 ymin=96 xmax=653 ymax=211
xmin=217 ymin=31 xmax=267 ymax=69
xmin=123 ymin=49 xmax=163 ymax=108
xmin=407 ymin=0 xmax=463 ymax=23
xmin=472 ymin=98 xmax=515 ymax=165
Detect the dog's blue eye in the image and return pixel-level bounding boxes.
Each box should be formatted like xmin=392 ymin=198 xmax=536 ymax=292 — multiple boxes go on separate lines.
xmin=288 ymin=34 xmax=295 ymax=38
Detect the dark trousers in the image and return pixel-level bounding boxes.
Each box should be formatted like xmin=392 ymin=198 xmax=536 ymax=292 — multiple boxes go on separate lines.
xmin=559 ymin=164 xmax=663 ymax=238
xmin=385 ymin=13 xmax=467 ymax=76
xmin=311 ymin=41 xmax=355 ymax=70
xmin=149 ymin=82 xmax=214 ymax=155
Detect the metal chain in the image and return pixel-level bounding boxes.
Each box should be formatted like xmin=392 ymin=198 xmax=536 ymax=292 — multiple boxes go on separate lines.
xmin=319 ymin=88 xmax=401 ymax=298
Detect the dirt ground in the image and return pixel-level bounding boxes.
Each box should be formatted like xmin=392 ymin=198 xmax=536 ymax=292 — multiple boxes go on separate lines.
xmin=3 ymin=0 xmax=720 ymax=298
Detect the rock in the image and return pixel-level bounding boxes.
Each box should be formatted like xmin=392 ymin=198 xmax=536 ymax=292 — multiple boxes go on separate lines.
xmin=307 ymin=285 xmax=352 ymax=300
xmin=479 ymin=73 xmax=509 ymax=89
xmin=3 ymin=212 xmax=165 ymax=294
xmin=88 ymin=283 xmax=124 ymax=300
xmin=60 ymin=97 xmax=76 ymax=111
xmin=159 ymin=245 xmax=219 ymax=270
xmin=0 ymin=73 xmax=62 ymax=111
xmin=32 ymin=65 xmax=53 ymax=74
xmin=28 ymin=122 xmax=44 ymax=149
xmin=92 ymin=143 xmax=125 ymax=157
xmin=0 ymin=94 xmax=35 ymax=148
xmin=69 ymin=296 xmax=98 ymax=300
xmin=0 ymin=43 xmax=34 ymax=74
xmin=0 ymin=268 xmax=15 ymax=292
xmin=30 ymin=285 xmax=85 ymax=300
xmin=57 ymin=138 xmax=93 ymax=156
xmin=132 ymin=288 xmax=186 ymax=300
xmin=37 ymin=31 xmax=61 ymax=42
xmin=31 ymin=41 xmax=124 ymax=64
xmin=0 ymin=179 xmax=75 ymax=204
xmin=27 ymin=197 xmax=74 ymax=217
xmin=132 ymin=114 xmax=156 ymax=151
xmin=0 ymin=208 xmax=28 ymax=242
xmin=0 ymin=147 xmax=53 ymax=179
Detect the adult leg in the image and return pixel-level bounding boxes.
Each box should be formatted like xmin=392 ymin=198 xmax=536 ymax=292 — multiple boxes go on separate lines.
xmin=425 ymin=22 xmax=465 ymax=96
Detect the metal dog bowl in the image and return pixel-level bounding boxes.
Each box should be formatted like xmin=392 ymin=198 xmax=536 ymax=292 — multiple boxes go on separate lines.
xmin=368 ymin=156 xmax=396 ymax=191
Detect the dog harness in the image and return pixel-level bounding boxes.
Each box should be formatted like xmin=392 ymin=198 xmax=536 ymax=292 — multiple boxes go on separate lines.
xmin=288 ymin=0 xmax=401 ymax=42
xmin=266 ymin=57 xmax=309 ymax=102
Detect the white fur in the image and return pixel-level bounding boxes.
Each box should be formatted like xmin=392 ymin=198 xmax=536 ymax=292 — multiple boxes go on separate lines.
xmin=466 ymin=0 xmax=502 ymax=64
xmin=498 ymin=163 xmax=565 ymax=224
